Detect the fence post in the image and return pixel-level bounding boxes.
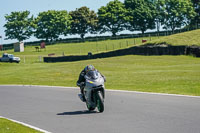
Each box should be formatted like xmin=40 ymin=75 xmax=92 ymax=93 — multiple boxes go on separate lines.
xmin=96 ymin=43 xmax=98 ymax=53
xmin=134 ymin=38 xmax=136 ymax=45
xmin=39 ymin=56 xmax=42 ymax=62
xmin=24 ymin=56 xmax=26 ymax=63
xmin=149 ymin=34 xmax=151 ymax=41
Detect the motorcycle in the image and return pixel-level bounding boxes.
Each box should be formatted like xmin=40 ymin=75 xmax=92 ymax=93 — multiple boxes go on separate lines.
xmin=78 ymin=70 xmax=105 ymax=113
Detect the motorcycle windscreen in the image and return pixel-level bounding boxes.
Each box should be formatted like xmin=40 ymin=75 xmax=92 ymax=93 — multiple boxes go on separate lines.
xmin=86 ymin=70 xmax=98 ymax=80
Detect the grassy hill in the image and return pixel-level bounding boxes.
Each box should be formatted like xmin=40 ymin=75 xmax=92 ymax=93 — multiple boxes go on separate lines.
xmin=1 ymin=37 xmax=157 ymax=63
xmin=145 ymin=29 xmax=200 ymax=46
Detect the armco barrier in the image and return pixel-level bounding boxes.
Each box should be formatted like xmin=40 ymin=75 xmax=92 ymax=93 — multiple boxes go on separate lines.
xmin=43 ymin=45 xmax=200 ymax=62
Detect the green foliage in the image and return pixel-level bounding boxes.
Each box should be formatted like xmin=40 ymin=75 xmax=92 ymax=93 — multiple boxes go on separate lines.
xmin=162 ymin=0 xmax=196 ymax=31
xmin=3 ymin=0 xmax=199 ymax=41
xmin=190 ymin=0 xmax=200 ymax=27
xmin=69 ymin=6 xmax=98 ymax=39
xmin=154 ymin=0 xmax=166 ymax=32
xmin=98 ymin=0 xmax=128 ymax=36
xmin=34 ymin=10 xmax=71 ymax=41
xmin=124 ymin=0 xmax=156 ymax=34
xmin=4 ymin=11 xmax=33 ymax=42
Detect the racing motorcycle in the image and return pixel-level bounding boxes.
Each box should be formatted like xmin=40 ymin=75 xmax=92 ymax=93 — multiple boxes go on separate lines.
xmin=78 ymin=70 xmax=105 ymax=113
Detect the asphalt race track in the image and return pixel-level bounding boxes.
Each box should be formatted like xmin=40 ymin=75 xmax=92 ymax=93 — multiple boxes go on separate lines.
xmin=0 ymin=85 xmax=200 ymax=133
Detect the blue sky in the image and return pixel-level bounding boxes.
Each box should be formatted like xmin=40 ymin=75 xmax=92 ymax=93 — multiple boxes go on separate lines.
xmin=0 ymin=0 xmax=124 ymax=44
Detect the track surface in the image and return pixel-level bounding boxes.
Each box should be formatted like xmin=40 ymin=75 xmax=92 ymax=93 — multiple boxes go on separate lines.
xmin=0 ymin=85 xmax=200 ymax=133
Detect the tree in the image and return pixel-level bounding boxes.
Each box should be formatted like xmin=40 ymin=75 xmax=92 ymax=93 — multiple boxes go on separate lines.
xmin=191 ymin=0 xmax=200 ymax=28
xmin=162 ymin=0 xmax=196 ymax=32
xmin=124 ymin=0 xmax=156 ymax=34
xmin=69 ymin=6 xmax=98 ymax=39
xmin=34 ymin=10 xmax=71 ymax=41
xmin=4 ymin=11 xmax=33 ymax=42
xmin=153 ymin=0 xmax=166 ymax=32
xmin=98 ymin=0 xmax=128 ymax=36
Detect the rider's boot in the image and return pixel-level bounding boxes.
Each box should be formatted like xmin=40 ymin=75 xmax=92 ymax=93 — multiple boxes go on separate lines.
xmin=79 ymin=87 xmax=86 ymax=102
xmin=78 ymin=94 xmax=86 ymax=102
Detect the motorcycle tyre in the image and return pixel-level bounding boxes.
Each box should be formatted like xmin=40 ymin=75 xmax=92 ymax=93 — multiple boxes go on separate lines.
xmin=97 ymin=91 xmax=104 ymax=113
xmin=86 ymin=102 xmax=95 ymax=111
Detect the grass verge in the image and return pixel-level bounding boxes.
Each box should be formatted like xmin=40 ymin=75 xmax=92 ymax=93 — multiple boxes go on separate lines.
xmin=0 ymin=118 xmax=42 ymax=133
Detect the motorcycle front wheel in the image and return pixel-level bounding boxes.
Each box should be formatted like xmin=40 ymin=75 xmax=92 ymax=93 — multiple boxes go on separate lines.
xmin=97 ymin=91 xmax=104 ymax=113
xmin=86 ymin=102 xmax=95 ymax=111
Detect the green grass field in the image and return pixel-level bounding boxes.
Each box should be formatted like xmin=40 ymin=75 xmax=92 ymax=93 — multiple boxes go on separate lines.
xmin=0 ymin=118 xmax=42 ymax=133
xmin=0 ymin=30 xmax=200 ymax=96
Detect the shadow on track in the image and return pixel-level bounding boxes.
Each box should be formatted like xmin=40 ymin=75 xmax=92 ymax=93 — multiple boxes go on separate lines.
xmin=57 ymin=110 xmax=97 ymax=115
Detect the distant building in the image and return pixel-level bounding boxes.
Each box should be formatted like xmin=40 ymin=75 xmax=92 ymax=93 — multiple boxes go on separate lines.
xmin=14 ymin=42 xmax=24 ymax=52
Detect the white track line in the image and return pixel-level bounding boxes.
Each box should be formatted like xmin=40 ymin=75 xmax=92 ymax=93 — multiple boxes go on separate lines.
xmin=0 ymin=116 xmax=52 ymax=133
xmin=107 ymin=89 xmax=200 ymax=98
xmin=1 ymin=84 xmax=200 ymax=99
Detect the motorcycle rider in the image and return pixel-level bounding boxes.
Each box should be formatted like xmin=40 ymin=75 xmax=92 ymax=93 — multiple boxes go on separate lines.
xmin=77 ymin=65 xmax=106 ymax=102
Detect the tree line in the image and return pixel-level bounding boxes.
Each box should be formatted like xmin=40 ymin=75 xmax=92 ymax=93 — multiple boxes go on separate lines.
xmin=4 ymin=0 xmax=200 ymax=42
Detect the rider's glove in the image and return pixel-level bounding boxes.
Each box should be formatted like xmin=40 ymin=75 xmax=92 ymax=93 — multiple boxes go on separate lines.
xmin=77 ymin=82 xmax=85 ymax=87
xmin=77 ymin=82 xmax=81 ymax=87
xmin=80 ymin=82 xmax=85 ymax=87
